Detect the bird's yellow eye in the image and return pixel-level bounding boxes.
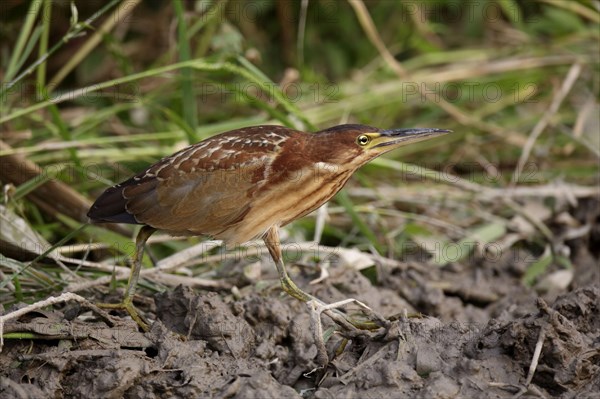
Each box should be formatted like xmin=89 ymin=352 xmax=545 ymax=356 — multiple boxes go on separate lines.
xmin=357 ymin=135 xmax=370 ymax=146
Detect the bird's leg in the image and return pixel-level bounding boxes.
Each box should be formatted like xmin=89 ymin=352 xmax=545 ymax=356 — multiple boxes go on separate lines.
xmin=97 ymin=225 xmax=156 ymax=331
xmin=263 ymin=226 xmax=389 ymax=333
xmin=264 ymin=226 xmax=322 ymax=303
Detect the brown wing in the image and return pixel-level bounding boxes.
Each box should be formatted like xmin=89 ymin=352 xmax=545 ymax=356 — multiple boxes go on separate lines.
xmin=88 ymin=125 xmax=295 ymax=238
xmin=124 ymin=164 xmax=264 ymax=238
xmin=88 ymin=157 xmax=270 ymax=238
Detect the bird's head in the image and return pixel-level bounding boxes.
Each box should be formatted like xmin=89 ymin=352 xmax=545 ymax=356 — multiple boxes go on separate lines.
xmin=312 ymin=124 xmax=452 ymax=167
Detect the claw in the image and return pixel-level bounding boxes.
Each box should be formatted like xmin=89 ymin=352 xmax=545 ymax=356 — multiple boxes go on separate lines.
xmin=311 ymin=298 xmax=390 ymax=332
xmin=306 ymin=297 xmax=391 ymax=365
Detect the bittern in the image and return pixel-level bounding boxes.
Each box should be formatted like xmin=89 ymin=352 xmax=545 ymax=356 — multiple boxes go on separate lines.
xmin=88 ymin=124 xmax=450 ymax=331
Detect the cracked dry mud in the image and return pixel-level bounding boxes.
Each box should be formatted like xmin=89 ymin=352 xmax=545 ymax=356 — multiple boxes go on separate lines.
xmin=1 ymin=211 xmax=599 ymax=398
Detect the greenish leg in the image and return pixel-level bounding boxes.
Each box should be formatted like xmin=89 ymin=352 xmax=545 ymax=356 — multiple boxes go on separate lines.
xmin=263 ymin=226 xmax=386 ymax=331
xmin=98 ymin=225 xmax=156 ymax=331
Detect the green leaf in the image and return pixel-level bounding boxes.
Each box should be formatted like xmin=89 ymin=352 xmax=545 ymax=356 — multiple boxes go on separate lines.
xmin=522 ymin=252 xmax=553 ymax=286
xmin=70 ymin=1 xmax=79 ymax=27
xmin=431 ymin=221 xmax=507 ymax=267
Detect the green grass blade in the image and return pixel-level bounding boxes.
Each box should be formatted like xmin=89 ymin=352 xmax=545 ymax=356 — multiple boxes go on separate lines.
xmin=336 ymin=190 xmax=382 ymax=253
xmin=0 ymin=224 xmax=88 ymax=290
xmin=174 ymin=0 xmax=199 ymax=143
xmin=36 ymin=0 xmax=52 ymax=88
xmin=47 ymin=103 xmax=81 ymax=168
xmin=10 ymin=27 xmax=43 ymax=85
xmin=4 ymin=0 xmax=41 ymax=82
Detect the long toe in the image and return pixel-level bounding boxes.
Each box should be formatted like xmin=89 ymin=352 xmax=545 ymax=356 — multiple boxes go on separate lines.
xmin=312 ymin=298 xmax=390 ymax=336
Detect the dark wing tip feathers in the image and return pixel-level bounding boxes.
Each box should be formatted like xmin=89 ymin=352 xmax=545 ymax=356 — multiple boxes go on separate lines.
xmin=87 ymin=183 xmax=140 ymax=225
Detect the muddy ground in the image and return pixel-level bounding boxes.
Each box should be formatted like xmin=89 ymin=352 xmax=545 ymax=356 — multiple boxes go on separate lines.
xmin=1 ymin=203 xmax=599 ymax=398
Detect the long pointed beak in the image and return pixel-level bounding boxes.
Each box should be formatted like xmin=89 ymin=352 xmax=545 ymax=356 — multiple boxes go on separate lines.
xmin=374 ymin=128 xmax=452 ymax=148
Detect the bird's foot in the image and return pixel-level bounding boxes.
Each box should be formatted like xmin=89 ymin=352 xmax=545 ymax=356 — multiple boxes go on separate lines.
xmin=96 ymin=299 xmax=150 ymax=331
xmin=309 ymin=297 xmax=389 ymax=334
xmin=306 ymin=298 xmax=390 ymax=365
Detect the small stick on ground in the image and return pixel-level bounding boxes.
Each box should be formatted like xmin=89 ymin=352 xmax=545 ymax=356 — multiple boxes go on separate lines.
xmin=0 ymin=292 xmax=115 ymax=352
xmin=525 ymin=325 xmax=547 ymax=387
xmin=508 ymin=324 xmax=548 ymax=398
